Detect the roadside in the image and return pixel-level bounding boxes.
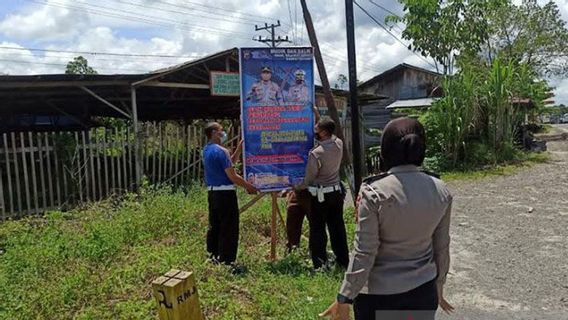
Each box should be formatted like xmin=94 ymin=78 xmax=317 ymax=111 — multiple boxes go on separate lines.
xmin=439 ymin=127 xmax=568 ymax=319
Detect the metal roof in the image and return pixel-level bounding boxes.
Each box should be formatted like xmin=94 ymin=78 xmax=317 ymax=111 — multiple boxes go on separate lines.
xmin=359 ymin=63 xmax=442 ymax=89
xmin=386 ymin=97 xmax=439 ymax=109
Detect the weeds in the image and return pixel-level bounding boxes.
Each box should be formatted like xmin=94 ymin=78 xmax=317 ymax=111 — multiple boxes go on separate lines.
xmin=0 ymin=186 xmax=354 ymax=319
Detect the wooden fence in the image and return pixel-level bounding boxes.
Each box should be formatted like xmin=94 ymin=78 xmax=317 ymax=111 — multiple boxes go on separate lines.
xmin=0 ymin=120 xmax=355 ymax=220
xmin=0 ymin=122 xmax=235 ymax=220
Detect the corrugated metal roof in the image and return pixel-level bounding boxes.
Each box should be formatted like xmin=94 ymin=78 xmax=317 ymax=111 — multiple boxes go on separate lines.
xmin=386 ymin=97 xmax=439 ymax=109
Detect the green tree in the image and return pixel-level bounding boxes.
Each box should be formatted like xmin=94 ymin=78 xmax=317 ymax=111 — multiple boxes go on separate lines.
xmin=65 ymin=56 xmax=98 ymax=75
xmin=486 ymin=0 xmax=568 ymax=77
xmin=388 ymin=0 xmax=505 ymax=74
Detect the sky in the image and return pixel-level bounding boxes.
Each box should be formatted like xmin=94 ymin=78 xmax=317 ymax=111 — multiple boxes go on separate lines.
xmin=0 ymin=0 xmax=567 ymax=104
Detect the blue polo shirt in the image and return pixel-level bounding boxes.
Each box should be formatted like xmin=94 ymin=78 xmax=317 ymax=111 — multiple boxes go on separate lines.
xmin=203 ymin=143 xmax=234 ymax=187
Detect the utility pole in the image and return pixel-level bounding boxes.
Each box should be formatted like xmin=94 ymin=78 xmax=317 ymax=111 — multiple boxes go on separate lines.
xmin=300 ymin=0 xmax=357 ymax=198
xmin=345 ymin=0 xmax=363 ymax=194
xmin=253 ymin=21 xmax=291 ymax=47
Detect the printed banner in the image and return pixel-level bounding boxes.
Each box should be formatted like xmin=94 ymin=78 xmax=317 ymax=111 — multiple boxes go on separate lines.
xmin=240 ymin=47 xmax=315 ymax=192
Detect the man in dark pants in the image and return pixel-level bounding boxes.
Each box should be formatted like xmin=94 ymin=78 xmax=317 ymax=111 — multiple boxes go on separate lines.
xmin=295 ymin=117 xmax=349 ymax=269
xmin=284 ymin=189 xmax=311 ymax=251
xmin=203 ymin=122 xmax=258 ymax=266
xmin=284 ymin=106 xmax=320 ymax=252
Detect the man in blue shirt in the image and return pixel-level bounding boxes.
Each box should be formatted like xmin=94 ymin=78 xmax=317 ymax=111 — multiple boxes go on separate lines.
xmin=203 ymin=122 xmax=258 ymax=265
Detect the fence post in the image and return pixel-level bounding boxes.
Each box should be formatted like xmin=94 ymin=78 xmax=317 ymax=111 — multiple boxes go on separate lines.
xmin=131 ymin=87 xmax=143 ymax=191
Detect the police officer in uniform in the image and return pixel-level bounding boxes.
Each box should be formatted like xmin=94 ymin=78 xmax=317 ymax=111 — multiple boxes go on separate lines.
xmin=296 ymin=117 xmax=349 ymax=269
xmin=287 ymin=69 xmax=310 ymax=104
xmin=203 ymin=122 xmax=258 ymax=267
xmin=246 ymin=66 xmax=283 ymax=105
xmin=320 ymin=117 xmax=454 ymax=320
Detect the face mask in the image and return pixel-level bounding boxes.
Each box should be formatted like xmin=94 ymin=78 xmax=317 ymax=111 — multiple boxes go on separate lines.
xmin=315 ymin=133 xmax=321 ymax=141
xmin=220 ymin=131 xmax=228 ymax=144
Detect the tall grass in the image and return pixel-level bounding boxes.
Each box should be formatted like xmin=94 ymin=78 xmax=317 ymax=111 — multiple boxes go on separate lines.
xmin=422 ymin=57 xmax=540 ymax=171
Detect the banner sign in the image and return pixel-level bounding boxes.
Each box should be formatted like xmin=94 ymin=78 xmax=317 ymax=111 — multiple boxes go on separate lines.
xmin=210 ymin=71 xmax=240 ymax=96
xmin=240 ymin=47 xmax=315 ymax=191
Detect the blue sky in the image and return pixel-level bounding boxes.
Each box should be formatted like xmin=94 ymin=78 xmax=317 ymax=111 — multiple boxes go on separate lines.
xmin=0 ymin=0 xmax=567 ymax=104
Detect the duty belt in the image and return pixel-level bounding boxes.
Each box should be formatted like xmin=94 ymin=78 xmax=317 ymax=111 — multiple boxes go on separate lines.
xmin=207 ymin=185 xmax=236 ymax=191
xmin=308 ymin=184 xmax=341 ymax=203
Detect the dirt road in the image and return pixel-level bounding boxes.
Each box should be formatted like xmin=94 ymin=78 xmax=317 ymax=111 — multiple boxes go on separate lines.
xmin=440 ymin=129 xmax=568 ymax=319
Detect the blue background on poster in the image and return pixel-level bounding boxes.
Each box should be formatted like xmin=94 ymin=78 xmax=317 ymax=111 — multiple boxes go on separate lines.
xmin=240 ymin=47 xmax=315 ymax=191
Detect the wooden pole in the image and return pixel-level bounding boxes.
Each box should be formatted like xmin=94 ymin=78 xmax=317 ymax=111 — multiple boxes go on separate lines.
xmin=131 ymin=87 xmax=143 ymax=190
xmin=300 ymin=0 xmax=357 ymax=198
xmin=238 ymin=193 xmax=266 ymax=214
xmin=270 ymin=192 xmax=278 ymax=262
xmin=300 ymin=0 xmax=347 ymax=147
xmin=345 ymin=0 xmax=363 ymax=193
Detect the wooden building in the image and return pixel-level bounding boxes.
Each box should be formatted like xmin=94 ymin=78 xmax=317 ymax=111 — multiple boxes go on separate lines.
xmin=357 ymin=63 xmax=442 ymax=147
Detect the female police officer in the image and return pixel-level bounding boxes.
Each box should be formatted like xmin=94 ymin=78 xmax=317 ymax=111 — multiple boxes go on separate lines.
xmin=320 ymin=117 xmax=454 ymax=320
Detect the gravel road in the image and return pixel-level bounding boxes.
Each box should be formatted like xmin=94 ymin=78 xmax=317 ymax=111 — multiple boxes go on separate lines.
xmin=440 ymin=127 xmax=568 ymax=320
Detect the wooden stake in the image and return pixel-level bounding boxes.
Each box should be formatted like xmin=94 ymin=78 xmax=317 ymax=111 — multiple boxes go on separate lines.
xmin=11 ymin=133 xmax=22 ymax=214
xmin=238 ymin=193 xmax=266 ymax=214
xmin=20 ymin=132 xmax=32 ymax=213
xmin=270 ymin=192 xmax=278 ymax=262
xmin=28 ymin=132 xmax=39 ymax=214
xmin=36 ymin=133 xmax=47 ymax=210
xmin=3 ymin=133 xmax=14 ymax=214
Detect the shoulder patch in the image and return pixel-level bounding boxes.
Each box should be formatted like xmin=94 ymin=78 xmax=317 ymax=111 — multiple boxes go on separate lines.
xmin=421 ymin=170 xmax=440 ymax=179
xmin=363 ymin=172 xmax=390 ymax=184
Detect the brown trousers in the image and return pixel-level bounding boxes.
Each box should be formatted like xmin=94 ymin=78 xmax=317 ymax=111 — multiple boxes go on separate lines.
xmin=285 ymin=189 xmax=311 ymax=251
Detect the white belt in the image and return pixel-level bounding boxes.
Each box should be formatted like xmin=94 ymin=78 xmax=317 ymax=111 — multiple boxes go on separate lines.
xmin=308 ymin=184 xmax=341 ymax=203
xmin=207 ymin=185 xmax=236 ymax=191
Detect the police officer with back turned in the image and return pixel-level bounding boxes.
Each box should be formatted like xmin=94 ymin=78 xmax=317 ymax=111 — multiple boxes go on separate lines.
xmin=296 ymin=117 xmax=349 ymax=269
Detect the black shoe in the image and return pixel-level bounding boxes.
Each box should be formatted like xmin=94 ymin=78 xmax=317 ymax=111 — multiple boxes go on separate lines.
xmin=229 ymin=263 xmax=248 ymax=275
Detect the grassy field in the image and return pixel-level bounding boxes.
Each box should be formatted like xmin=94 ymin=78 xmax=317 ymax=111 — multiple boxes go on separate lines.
xmin=0 ymin=152 xmax=550 ymax=319
xmin=0 ymin=186 xmax=355 ymax=320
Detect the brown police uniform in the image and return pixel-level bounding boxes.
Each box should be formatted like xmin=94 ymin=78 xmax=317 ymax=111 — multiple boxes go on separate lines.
xmin=299 ymin=135 xmax=349 ymax=269
xmin=339 ymin=165 xmax=452 ymax=319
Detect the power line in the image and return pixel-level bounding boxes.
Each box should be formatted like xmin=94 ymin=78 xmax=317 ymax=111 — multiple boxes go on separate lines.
xmin=367 ymin=0 xmax=401 ymax=18
xmin=1 ymin=52 xmax=190 ymax=67
xmin=366 ymin=0 xmax=405 ymax=33
xmin=26 ymin=0 xmax=254 ymax=41
xmin=0 ymin=58 xmax=149 ymax=73
xmin=108 ymin=0 xmax=258 ymax=27
xmin=174 ymin=0 xmax=288 ymax=27
xmin=0 ymin=46 xmax=201 ymax=59
xmin=287 ymin=0 xmax=295 ymax=42
xmin=60 ymin=0 xmax=254 ymax=37
xmin=353 ymin=0 xmax=438 ymax=70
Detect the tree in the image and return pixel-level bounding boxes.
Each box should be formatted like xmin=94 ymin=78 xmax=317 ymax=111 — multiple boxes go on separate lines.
xmin=65 ymin=56 xmax=98 ymax=75
xmin=388 ymin=0 xmax=505 ymax=74
xmin=334 ymin=74 xmax=348 ymax=89
xmin=486 ymin=0 xmax=568 ymax=77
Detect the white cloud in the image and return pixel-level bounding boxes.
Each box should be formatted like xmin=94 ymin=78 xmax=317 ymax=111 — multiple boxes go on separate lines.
xmin=551 ymin=78 xmax=568 ymax=106
xmin=0 ymin=0 xmax=89 ymax=41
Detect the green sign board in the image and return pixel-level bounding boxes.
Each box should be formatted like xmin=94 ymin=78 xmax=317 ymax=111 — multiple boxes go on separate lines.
xmin=210 ymin=71 xmax=240 ymax=96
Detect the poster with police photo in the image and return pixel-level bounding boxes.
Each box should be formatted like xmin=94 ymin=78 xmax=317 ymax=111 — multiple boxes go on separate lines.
xmin=239 ymin=47 xmax=315 ymax=192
